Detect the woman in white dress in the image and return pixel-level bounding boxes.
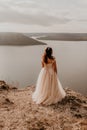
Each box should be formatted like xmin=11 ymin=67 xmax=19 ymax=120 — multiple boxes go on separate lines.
xmin=32 ymin=47 xmax=66 ymax=105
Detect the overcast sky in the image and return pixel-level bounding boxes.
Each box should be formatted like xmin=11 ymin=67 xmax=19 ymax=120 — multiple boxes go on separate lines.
xmin=0 ymin=0 xmax=87 ymax=32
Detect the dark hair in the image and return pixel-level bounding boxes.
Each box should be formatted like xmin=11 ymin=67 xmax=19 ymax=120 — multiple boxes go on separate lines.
xmin=43 ymin=47 xmax=54 ymax=63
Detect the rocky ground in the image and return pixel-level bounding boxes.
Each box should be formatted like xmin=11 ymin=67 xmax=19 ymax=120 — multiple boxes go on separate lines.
xmin=0 ymin=81 xmax=87 ymax=130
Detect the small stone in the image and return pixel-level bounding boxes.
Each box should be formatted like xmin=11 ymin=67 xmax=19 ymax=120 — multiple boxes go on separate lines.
xmin=74 ymin=113 xmax=82 ymax=118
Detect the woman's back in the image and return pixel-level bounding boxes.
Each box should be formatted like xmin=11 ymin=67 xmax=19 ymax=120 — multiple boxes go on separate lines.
xmin=42 ymin=57 xmax=57 ymax=74
xmin=32 ymin=47 xmax=66 ymax=105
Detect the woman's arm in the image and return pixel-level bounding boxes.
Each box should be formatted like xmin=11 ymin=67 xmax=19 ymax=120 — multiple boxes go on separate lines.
xmin=41 ymin=60 xmax=44 ymax=67
xmin=53 ymin=60 xmax=57 ymax=74
xmin=41 ymin=56 xmax=44 ymax=68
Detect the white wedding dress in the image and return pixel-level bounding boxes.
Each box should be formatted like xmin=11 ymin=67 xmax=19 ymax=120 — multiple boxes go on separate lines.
xmin=32 ymin=62 xmax=66 ymax=105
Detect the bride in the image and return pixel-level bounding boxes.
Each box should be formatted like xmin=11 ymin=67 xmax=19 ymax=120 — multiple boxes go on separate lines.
xmin=32 ymin=47 xmax=66 ymax=105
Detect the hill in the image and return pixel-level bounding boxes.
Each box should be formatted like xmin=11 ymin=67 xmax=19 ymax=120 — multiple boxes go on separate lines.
xmin=0 ymin=81 xmax=87 ymax=130
xmin=0 ymin=32 xmax=46 ymax=45
xmin=31 ymin=33 xmax=87 ymax=41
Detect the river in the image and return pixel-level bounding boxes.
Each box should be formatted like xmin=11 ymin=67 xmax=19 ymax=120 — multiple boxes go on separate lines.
xmin=0 ymin=40 xmax=87 ymax=95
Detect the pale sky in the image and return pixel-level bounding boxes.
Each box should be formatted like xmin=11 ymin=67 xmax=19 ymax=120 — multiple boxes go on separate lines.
xmin=0 ymin=0 xmax=87 ymax=32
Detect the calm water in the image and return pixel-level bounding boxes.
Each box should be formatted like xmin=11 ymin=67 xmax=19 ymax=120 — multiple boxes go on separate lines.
xmin=0 ymin=40 xmax=87 ymax=95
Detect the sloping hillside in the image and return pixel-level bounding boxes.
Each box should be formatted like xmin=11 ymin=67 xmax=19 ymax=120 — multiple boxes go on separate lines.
xmin=0 ymin=81 xmax=87 ymax=130
xmin=0 ymin=32 xmax=46 ymax=45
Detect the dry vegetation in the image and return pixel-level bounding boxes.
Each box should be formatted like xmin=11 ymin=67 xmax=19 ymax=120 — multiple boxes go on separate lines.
xmin=0 ymin=81 xmax=87 ymax=130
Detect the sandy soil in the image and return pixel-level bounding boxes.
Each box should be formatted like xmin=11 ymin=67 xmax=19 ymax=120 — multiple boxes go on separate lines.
xmin=0 ymin=81 xmax=87 ymax=130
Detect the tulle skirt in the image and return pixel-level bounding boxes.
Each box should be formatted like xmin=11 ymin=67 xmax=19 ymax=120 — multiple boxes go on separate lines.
xmin=32 ymin=67 xmax=66 ymax=105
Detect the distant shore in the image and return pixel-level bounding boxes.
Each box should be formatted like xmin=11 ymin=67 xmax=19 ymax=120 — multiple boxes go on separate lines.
xmin=0 ymin=32 xmax=46 ymax=46
xmin=0 ymin=32 xmax=87 ymax=45
xmin=37 ymin=33 xmax=87 ymax=41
